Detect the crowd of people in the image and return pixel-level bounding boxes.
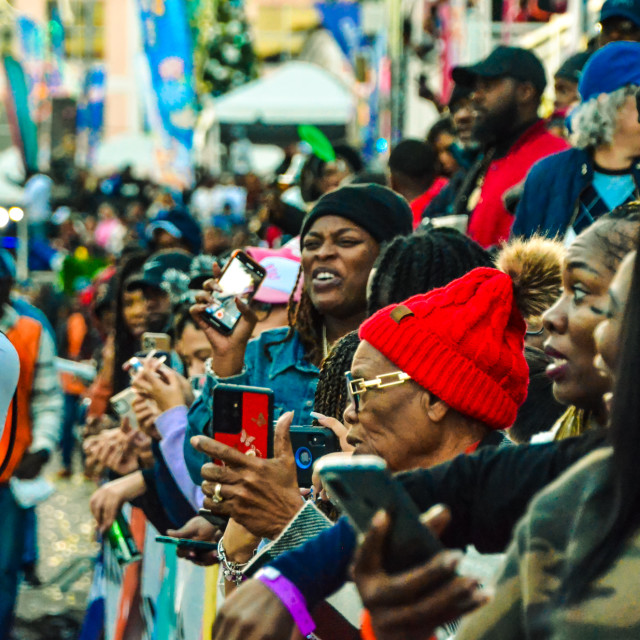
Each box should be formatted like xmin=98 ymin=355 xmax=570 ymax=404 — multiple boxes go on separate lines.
xmin=2 ymin=2 xmax=640 ymax=637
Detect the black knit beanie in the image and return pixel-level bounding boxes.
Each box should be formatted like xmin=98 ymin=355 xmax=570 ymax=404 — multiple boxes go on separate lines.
xmin=299 ymin=183 xmax=413 ymax=247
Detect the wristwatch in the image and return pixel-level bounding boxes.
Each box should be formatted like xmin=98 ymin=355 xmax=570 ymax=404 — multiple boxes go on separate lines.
xmin=255 ymin=567 xmax=316 ymax=638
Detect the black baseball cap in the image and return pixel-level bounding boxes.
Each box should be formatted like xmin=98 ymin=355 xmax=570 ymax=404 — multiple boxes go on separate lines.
xmin=554 ymin=51 xmax=591 ymax=83
xmin=126 ymin=250 xmax=193 ymax=292
xmin=452 ymin=46 xmax=547 ymax=94
xmin=600 ymin=0 xmax=640 ymax=27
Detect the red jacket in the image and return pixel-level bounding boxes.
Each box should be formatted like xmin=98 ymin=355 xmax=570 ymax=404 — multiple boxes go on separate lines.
xmin=410 ymin=177 xmax=449 ymax=228
xmin=467 ymin=121 xmax=568 ymax=248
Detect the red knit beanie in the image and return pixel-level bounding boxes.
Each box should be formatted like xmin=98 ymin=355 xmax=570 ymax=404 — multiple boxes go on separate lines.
xmin=359 ymin=267 xmax=529 ymax=430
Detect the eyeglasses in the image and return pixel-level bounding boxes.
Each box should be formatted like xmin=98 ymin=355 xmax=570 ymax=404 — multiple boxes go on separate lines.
xmin=525 ymin=316 xmax=545 ymax=337
xmin=345 ymin=370 xmax=411 ymax=413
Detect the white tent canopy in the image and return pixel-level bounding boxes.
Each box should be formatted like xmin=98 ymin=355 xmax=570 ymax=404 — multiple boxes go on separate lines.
xmin=213 ymin=61 xmax=354 ymax=126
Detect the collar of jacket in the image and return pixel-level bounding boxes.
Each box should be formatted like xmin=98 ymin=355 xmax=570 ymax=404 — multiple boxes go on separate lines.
xmin=491 ymin=118 xmax=544 ymax=159
xmin=265 ymin=328 xmax=319 ymax=379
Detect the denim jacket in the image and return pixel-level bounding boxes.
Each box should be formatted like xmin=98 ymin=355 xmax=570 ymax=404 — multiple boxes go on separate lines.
xmin=185 ymin=327 xmax=319 ymax=484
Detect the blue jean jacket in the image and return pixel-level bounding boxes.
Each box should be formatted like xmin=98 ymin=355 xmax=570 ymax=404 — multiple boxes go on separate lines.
xmin=185 ymin=327 xmax=319 ymax=484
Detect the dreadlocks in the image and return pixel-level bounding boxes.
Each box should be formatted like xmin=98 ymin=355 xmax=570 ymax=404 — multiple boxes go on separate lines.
xmin=264 ymin=265 xmax=324 ymax=367
xmin=367 ymin=227 xmax=493 ymax=315
xmin=313 ymin=330 xmax=361 ymax=422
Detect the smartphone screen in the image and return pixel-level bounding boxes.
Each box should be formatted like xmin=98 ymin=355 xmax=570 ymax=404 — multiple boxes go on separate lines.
xmin=204 ymin=252 xmax=266 ymax=334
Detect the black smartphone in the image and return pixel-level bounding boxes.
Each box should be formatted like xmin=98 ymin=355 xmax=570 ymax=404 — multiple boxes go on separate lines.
xmin=316 ymin=455 xmax=443 ymax=574
xmin=289 ymin=426 xmax=338 ymax=488
xmin=155 ymin=535 xmax=218 ymax=552
xmin=198 ymin=508 xmax=228 ymax=530
xmin=207 ymin=384 xmax=274 ymax=460
xmin=203 ymin=250 xmax=267 ymax=335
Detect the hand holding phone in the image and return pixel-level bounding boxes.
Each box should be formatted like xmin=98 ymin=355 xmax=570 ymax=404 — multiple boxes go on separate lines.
xmin=202 ymin=251 xmax=266 ymax=336
xmin=316 ymin=455 xmax=444 ymax=574
xmin=189 ymin=255 xmax=265 ymax=378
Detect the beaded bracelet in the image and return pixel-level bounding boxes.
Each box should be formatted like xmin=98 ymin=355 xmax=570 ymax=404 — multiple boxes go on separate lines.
xmin=217 ymin=538 xmax=248 ymax=585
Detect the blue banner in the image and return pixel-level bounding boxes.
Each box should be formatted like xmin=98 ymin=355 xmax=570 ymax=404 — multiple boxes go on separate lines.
xmin=315 ymin=2 xmax=362 ymax=65
xmin=137 ymin=0 xmax=197 ymax=187
xmin=77 ymin=64 xmax=106 ymax=167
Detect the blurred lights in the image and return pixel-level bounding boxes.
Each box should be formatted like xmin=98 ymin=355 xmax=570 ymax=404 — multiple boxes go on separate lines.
xmin=0 ymin=208 xmax=9 ymax=228
xmin=8 ymin=207 xmax=23 ymax=222
xmin=376 ymin=138 xmax=389 ymax=153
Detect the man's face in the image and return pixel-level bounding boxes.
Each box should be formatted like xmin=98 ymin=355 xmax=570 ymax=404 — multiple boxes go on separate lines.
xmin=451 ymin=97 xmax=476 ymax=146
xmin=599 ymin=16 xmax=640 ymax=46
xmin=471 ymin=76 xmax=520 ymax=144
xmin=143 ymin=285 xmax=172 ymax=332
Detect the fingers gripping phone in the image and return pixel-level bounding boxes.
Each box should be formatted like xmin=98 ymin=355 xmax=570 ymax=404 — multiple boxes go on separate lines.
xmin=203 ymin=250 xmax=267 ymax=335
xmin=316 ymin=455 xmax=443 ymax=574
xmin=208 ymin=384 xmax=274 ymax=459
xmin=289 ymin=427 xmax=338 ymax=488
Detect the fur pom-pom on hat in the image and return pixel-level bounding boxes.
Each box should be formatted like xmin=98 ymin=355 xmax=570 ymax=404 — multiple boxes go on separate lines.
xmin=495 ymin=235 xmax=565 ymax=320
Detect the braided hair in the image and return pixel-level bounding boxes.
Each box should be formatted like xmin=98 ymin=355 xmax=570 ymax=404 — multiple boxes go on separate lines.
xmin=367 ymin=227 xmax=493 ymax=316
xmin=313 ymin=331 xmax=361 ymax=422
xmin=264 ymin=265 xmax=325 ymax=366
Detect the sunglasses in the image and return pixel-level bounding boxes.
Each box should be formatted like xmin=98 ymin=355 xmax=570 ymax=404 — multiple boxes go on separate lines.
xmin=345 ymin=370 xmax=411 ymax=413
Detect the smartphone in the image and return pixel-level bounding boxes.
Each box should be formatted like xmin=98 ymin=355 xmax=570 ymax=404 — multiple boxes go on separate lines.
xmin=208 ymin=384 xmax=274 ymax=459
xmin=316 ymin=455 xmax=443 ymax=574
xmin=155 ymin=535 xmax=218 ymax=552
xmin=198 ymin=508 xmax=228 ymax=530
xmin=203 ymin=250 xmax=267 ymax=335
xmin=108 ymin=512 xmax=142 ymax=565
xmin=110 ymin=387 xmax=138 ymax=429
xmin=141 ymin=332 xmax=172 ymax=353
xmin=289 ymin=426 xmax=338 ymax=488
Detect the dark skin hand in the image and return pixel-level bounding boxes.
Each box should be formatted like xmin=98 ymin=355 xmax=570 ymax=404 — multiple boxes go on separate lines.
xmin=13 ymin=450 xmax=49 ymax=480
xmin=212 ymin=578 xmax=295 ymax=640
xmin=353 ymin=506 xmax=490 ymax=640
xmin=189 ymin=262 xmax=259 ymax=378
xmin=167 ymin=516 xmax=223 ymax=566
xmin=193 ymin=411 xmax=303 ymax=540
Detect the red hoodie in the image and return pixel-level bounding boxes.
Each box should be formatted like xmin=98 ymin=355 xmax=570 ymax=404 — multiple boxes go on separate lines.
xmin=467 ymin=120 xmax=568 ymax=248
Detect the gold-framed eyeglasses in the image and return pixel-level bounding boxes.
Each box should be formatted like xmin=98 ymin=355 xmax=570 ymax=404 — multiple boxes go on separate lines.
xmin=345 ymin=370 xmax=411 ymax=412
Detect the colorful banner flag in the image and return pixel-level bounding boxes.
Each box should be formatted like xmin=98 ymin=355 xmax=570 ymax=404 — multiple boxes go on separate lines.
xmin=315 ymin=2 xmax=362 ymax=65
xmin=2 ymin=56 xmax=38 ymax=172
xmin=136 ymin=0 xmax=197 ymax=188
xmin=16 ymin=16 xmax=48 ymax=123
xmin=76 ymin=64 xmax=106 ymax=168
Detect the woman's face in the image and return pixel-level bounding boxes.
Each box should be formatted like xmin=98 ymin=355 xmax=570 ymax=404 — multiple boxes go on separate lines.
xmin=542 ymin=226 xmax=618 ymax=413
xmin=433 ymin=131 xmax=459 ymax=176
xmin=301 ymin=215 xmax=380 ymax=320
xmin=343 ymin=341 xmax=434 ymax=473
xmin=594 ymin=251 xmax=636 ymax=381
xmin=176 ymin=322 xmax=214 ymax=377
xmin=614 ymin=95 xmax=640 ymax=153
xmin=122 ymin=289 xmax=147 ymax=338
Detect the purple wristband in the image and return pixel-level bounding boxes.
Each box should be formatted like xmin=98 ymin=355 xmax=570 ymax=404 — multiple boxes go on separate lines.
xmin=256 ymin=567 xmax=316 ymax=637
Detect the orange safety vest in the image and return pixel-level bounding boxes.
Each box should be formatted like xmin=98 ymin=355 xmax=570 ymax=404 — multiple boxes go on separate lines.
xmin=60 ymin=312 xmax=89 ymax=396
xmin=0 ymin=316 xmax=41 ymax=482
